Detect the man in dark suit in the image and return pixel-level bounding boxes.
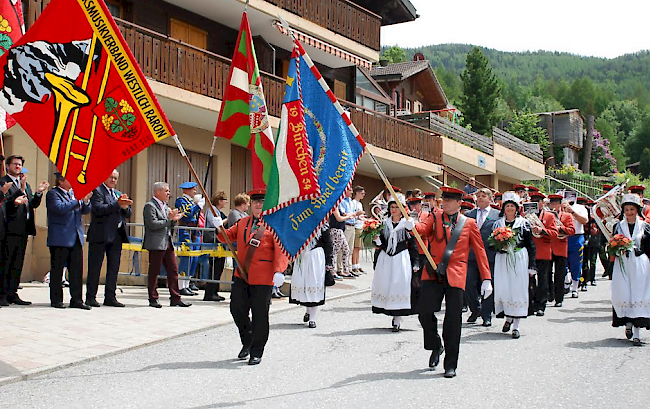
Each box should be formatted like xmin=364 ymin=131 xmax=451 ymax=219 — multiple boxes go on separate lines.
xmin=0 ymin=155 xmax=49 ymax=306
xmin=142 ymin=182 xmax=189 ymax=308
xmin=0 ymin=175 xmax=17 ymax=308
xmin=86 ymin=169 xmax=132 ymax=307
xmin=464 ymin=188 xmax=500 ymax=326
xmin=46 ymin=173 xmax=93 ymax=309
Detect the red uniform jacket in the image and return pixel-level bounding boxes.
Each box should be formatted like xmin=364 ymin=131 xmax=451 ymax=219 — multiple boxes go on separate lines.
xmin=550 ymin=211 xmax=575 ymax=258
xmin=218 ymin=216 xmax=288 ymax=286
xmin=643 ymin=205 xmax=650 ymax=221
xmin=416 ymin=211 xmax=430 ymax=255
xmin=532 ymin=209 xmax=559 ymax=260
xmin=416 ymin=211 xmax=491 ymax=290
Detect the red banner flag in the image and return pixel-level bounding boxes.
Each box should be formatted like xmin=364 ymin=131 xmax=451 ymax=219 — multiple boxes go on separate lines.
xmin=0 ymin=0 xmax=25 ymax=132
xmin=0 ymin=0 xmax=174 ymax=196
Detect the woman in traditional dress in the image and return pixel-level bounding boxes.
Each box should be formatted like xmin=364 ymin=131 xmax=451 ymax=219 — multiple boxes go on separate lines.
xmin=290 ymin=227 xmax=334 ymax=328
xmin=491 ymin=192 xmax=536 ymax=339
xmin=610 ymin=193 xmax=650 ymax=346
xmin=371 ymin=201 xmax=419 ymax=332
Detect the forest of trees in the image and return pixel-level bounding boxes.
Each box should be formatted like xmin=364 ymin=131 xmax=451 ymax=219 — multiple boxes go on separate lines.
xmin=380 ymin=44 xmax=650 ymax=177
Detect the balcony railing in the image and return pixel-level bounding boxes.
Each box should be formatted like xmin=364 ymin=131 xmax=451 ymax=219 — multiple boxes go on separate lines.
xmin=265 ymin=0 xmax=381 ymax=51
xmin=25 ymin=1 xmax=285 ymax=117
xmin=342 ymin=101 xmax=443 ymax=165
xmin=492 ymin=127 xmax=543 ymax=163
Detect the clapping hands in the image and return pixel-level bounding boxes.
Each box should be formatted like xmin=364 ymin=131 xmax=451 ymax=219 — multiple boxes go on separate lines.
xmin=168 ymin=208 xmax=183 ymax=221
xmin=117 ymin=194 xmax=133 ymax=209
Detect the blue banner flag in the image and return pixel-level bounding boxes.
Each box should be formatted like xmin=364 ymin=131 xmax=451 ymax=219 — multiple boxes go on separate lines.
xmin=261 ymin=40 xmax=366 ymax=259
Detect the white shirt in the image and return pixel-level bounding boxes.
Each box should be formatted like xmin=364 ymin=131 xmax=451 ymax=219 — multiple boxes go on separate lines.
xmin=352 ymin=199 xmax=364 ymax=229
xmin=476 ymin=206 xmax=492 ymax=229
xmin=153 ymin=196 xmax=168 ymax=219
xmin=572 ymin=203 xmax=588 ymax=234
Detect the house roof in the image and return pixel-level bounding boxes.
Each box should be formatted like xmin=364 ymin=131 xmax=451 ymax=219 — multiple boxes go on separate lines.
xmin=349 ymin=0 xmax=418 ymax=26
xmin=370 ymin=60 xmax=449 ymax=110
xmin=536 ymin=109 xmax=582 ymax=116
xmin=357 ymin=66 xmax=391 ymax=100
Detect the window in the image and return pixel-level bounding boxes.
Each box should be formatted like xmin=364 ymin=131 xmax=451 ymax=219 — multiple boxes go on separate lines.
xmin=105 ymin=1 xmax=122 ymax=18
xmin=413 ymin=101 xmax=423 ymax=113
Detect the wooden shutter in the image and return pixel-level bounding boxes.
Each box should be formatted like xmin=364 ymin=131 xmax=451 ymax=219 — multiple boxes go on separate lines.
xmin=230 ymin=145 xmax=252 ymax=202
xmin=334 ymin=79 xmax=346 ymax=101
xmin=170 ymin=18 xmax=207 ymax=49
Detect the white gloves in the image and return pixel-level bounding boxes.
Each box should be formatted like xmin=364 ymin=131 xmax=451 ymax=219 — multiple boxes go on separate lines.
xmin=528 ymin=269 xmax=537 ymax=277
xmin=404 ymin=217 xmax=415 ymax=231
xmin=212 ymin=214 xmax=223 ymax=228
xmin=481 ymin=280 xmax=493 ymax=299
xmin=413 ymin=266 xmax=419 ymax=272
xmin=273 ymin=272 xmax=285 ymax=287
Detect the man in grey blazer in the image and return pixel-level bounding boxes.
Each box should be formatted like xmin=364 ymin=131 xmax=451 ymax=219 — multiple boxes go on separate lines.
xmin=143 ymin=182 xmax=190 ymax=308
xmin=465 ymin=188 xmax=500 ymax=326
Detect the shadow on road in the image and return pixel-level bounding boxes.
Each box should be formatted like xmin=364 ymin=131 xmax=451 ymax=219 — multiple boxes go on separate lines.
xmin=461 ymin=331 xmax=513 ymax=343
xmin=313 ymin=327 xmax=417 ymax=337
xmin=138 ymin=358 xmax=248 ymax=372
xmin=566 ymin=337 xmax=634 ymax=349
xmin=269 ymin=323 xmax=311 ymax=330
xmin=548 ymin=316 xmax=611 ymax=324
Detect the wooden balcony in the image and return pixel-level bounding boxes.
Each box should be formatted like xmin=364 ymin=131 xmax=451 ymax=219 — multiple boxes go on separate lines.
xmin=265 ymin=0 xmax=381 ymax=51
xmin=342 ymin=101 xmax=443 ymax=165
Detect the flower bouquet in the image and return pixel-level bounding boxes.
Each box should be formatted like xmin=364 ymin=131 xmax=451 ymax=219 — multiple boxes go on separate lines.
xmin=488 ymin=226 xmax=519 ymax=272
xmin=360 ymin=219 xmax=382 ymax=247
xmin=607 ymin=234 xmax=634 ymax=277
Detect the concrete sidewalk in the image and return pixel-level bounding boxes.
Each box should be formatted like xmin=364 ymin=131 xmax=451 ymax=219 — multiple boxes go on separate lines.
xmin=0 ymin=261 xmax=374 ymax=385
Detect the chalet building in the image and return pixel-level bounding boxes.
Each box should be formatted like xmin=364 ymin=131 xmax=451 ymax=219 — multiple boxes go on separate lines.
xmin=537 ymin=109 xmax=584 ymax=166
xmin=7 ymin=0 xmax=542 ymax=282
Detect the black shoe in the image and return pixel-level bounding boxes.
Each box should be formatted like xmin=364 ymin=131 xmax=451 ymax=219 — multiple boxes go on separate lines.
xmin=580 ymin=286 xmax=588 ymax=292
xmin=444 ymin=368 xmax=456 ymax=378
xmin=11 ymin=296 xmax=31 ymax=306
xmin=632 ymin=338 xmax=642 ymax=347
xmin=238 ymin=347 xmax=250 ymax=359
xmin=203 ymin=294 xmax=223 ymax=302
xmin=104 ymin=299 xmax=125 ymax=307
xmin=429 ymin=347 xmax=444 ymax=369
xmin=502 ymin=321 xmax=512 ymax=333
xmin=461 ymin=306 xmax=468 ymax=313
xmin=70 ymin=302 xmax=91 ymax=310
xmin=308 ymin=321 xmax=316 ymax=328
xmin=512 ymin=329 xmax=520 ymax=339
xmin=215 ymin=294 xmax=226 ymax=301
xmin=571 ymin=291 xmax=579 ymax=298
xmin=482 ymin=319 xmax=492 ymax=327
xmin=276 ymin=289 xmax=287 ymax=298
xmin=467 ymin=311 xmax=480 ymax=323
xmin=554 ymin=302 xmax=562 ymax=308
xmin=179 ymin=288 xmax=194 ymax=296
xmin=189 ymin=283 xmax=199 ymax=291
xmin=392 ymin=324 xmax=400 ymax=332
xmin=170 ymin=300 xmax=192 ymax=307
xmin=149 ymin=300 xmax=162 ymax=308
xmin=86 ymin=299 xmax=101 ymax=308
xmin=564 ymin=288 xmax=570 ymax=295
xmin=0 ymin=298 xmax=9 ymax=307
xmin=590 ymin=281 xmax=597 ymax=286
xmin=625 ymin=327 xmax=633 ymax=340
xmin=248 ymin=356 xmax=262 ymax=365
xmin=51 ymin=302 xmax=66 ymax=309
xmin=271 ymin=289 xmax=282 ymax=299
xmin=536 ymin=310 xmax=545 ymax=317
xmin=303 ymin=313 xmax=310 ymax=323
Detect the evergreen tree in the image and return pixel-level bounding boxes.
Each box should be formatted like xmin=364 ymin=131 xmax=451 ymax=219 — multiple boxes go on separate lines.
xmin=459 ymin=47 xmax=500 ymax=135
xmin=639 ymin=148 xmax=650 ymax=178
xmin=507 ymin=110 xmax=550 ymax=152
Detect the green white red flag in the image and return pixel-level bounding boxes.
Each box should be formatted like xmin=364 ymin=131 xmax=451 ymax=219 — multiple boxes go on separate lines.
xmin=214 ymin=12 xmax=274 ymax=189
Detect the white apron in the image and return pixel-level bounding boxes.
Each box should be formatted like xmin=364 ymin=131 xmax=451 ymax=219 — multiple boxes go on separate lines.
xmin=493 ymin=217 xmax=530 ymax=318
xmin=290 ymin=247 xmax=326 ymax=306
xmin=611 ymin=219 xmax=650 ymax=319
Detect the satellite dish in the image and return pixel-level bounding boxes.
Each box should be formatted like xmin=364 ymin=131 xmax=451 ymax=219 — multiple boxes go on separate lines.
xmin=413 ymin=52 xmax=425 ymax=61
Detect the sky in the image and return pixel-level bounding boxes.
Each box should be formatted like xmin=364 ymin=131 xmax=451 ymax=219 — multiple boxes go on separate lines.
xmin=381 ymin=0 xmax=650 ymax=59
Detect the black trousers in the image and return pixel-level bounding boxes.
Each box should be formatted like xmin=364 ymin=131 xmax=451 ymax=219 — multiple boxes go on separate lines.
xmin=50 ymin=240 xmax=84 ymax=305
xmin=86 ymin=240 xmax=123 ymax=302
xmin=599 ymin=241 xmax=613 ymax=278
xmin=0 ymin=233 xmax=28 ymax=299
xmin=530 ymin=259 xmax=551 ymax=312
xmin=549 ymin=255 xmax=567 ymax=303
xmin=464 ymin=259 xmax=494 ymax=321
xmin=205 ymin=256 xmax=226 ymax=299
xmin=230 ymin=277 xmax=273 ymax=358
xmin=418 ymin=279 xmax=464 ymax=371
xmin=582 ymin=246 xmax=598 ymax=283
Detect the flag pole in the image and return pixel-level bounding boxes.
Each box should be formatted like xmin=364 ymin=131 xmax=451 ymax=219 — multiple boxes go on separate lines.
xmin=364 ymin=147 xmax=438 ymax=271
xmin=172 ymin=134 xmax=249 ymax=282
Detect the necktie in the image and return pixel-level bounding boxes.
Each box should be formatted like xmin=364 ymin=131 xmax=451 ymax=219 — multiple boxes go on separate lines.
xmin=478 ymin=209 xmax=485 ymax=229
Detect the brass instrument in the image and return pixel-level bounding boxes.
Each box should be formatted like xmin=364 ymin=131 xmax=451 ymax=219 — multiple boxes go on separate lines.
xmin=525 ymin=211 xmax=545 ymax=238
xmin=551 ymin=210 xmax=568 ymax=240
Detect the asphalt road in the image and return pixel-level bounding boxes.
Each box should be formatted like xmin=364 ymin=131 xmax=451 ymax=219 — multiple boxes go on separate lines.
xmin=1 ymin=275 xmax=649 ymax=409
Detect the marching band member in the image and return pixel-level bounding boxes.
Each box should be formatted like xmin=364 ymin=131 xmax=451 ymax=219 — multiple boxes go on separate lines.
xmin=491 ymin=192 xmax=537 ymax=338
xmin=548 ymin=194 xmax=576 ymax=307
xmin=528 ymin=192 xmax=558 ymax=316
xmin=415 ymin=187 xmax=492 ymax=378
xmin=628 ymin=186 xmax=650 ymax=220
xmin=581 ymin=200 xmax=600 ymax=290
xmin=371 ymin=201 xmax=419 ymax=332
xmin=514 ymin=184 xmax=526 ymax=200
xmin=407 ymin=197 xmax=430 ymax=314
xmin=610 ymin=194 xmax=650 ymax=346
xmin=563 ymin=195 xmax=589 ymax=298
xmin=493 ymin=191 xmax=503 ymax=211
xmin=175 ymin=181 xmax=201 ymax=296
xmin=599 ymin=184 xmax=614 ymax=279
xmin=290 ymin=226 xmax=334 ymax=329
xmin=213 ymin=189 xmax=288 ymax=365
